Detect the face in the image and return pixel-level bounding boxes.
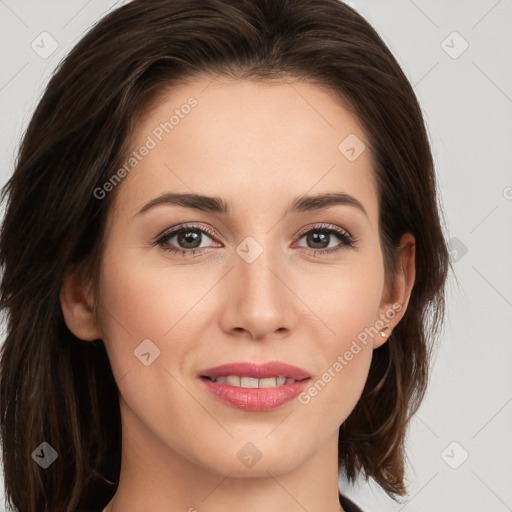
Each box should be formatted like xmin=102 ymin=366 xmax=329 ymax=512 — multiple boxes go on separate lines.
xmin=84 ymin=77 xmax=407 ymax=478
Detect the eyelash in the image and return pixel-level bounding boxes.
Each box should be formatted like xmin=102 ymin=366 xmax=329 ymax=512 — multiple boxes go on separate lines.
xmin=154 ymin=223 xmax=358 ymax=257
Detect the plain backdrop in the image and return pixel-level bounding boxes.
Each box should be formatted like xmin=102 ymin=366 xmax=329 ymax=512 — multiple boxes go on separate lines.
xmin=0 ymin=1 xmax=511 ymax=511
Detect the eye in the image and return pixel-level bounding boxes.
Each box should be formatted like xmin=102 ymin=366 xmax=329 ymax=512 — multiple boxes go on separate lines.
xmin=154 ymin=222 xmax=357 ymax=257
xmin=155 ymin=224 xmax=220 ymax=257
xmin=295 ymin=224 xmax=357 ymax=255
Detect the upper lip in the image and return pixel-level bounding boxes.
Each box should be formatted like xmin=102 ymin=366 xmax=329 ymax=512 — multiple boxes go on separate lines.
xmin=199 ymin=361 xmax=311 ymax=380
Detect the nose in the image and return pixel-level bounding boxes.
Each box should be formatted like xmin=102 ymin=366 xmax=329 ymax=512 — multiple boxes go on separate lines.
xmin=218 ymin=239 xmax=297 ymax=341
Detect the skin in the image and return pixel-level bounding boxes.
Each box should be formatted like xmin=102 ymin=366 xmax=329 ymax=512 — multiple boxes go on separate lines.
xmin=60 ymin=76 xmax=415 ymax=512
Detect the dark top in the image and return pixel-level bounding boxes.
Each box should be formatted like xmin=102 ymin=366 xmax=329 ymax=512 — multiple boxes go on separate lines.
xmin=80 ymin=492 xmax=364 ymax=512
xmin=339 ymin=491 xmax=365 ymax=512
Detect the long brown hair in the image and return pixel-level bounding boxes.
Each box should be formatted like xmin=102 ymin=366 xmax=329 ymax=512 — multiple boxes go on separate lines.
xmin=0 ymin=0 xmax=450 ymax=510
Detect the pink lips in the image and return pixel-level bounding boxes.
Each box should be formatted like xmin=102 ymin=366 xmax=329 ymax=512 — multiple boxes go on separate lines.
xmin=199 ymin=361 xmax=311 ymax=412
xmin=200 ymin=361 xmax=311 ymax=380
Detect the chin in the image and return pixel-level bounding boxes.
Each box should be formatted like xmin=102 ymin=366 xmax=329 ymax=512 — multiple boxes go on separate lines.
xmin=205 ymin=454 xmax=303 ymax=478
xmin=185 ymin=436 xmax=308 ymax=477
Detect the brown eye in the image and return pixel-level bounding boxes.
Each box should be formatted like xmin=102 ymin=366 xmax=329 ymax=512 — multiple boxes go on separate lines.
xmin=296 ymin=224 xmax=356 ymax=255
xmin=156 ymin=224 xmax=219 ymax=256
xmin=172 ymin=229 xmax=202 ymax=249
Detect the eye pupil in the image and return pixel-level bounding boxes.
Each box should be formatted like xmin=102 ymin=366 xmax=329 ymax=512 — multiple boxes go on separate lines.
xmin=307 ymin=232 xmax=329 ymax=249
xmin=178 ymin=230 xmax=201 ymax=248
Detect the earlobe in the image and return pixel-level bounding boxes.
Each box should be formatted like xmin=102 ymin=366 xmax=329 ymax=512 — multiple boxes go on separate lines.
xmin=374 ymin=233 xmax=416 ymax=349
xmin=59 ymin=266 xmax=102 ymax=341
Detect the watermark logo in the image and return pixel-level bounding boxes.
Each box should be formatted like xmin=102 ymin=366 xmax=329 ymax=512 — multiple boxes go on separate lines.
xmin=94 ymin=97 xmax=198 ymax=199
xmin=441 ymin=441 xmax=469 ymax=469
xmin=441 ymin=31 xmax=469 ymax=60
xmin=32 ymin=441 xmax=58 ymax=469
xmin=237 ymin=442 xmax=263 ymax=468
xmin=236 ymin=236 xmax=264 ymax=264
xmin=134 ymin=338 xmax=161 ymax=366
xmin=298 ymin=303 xmax=402 ymax=405
xmin=447 ymin=236 xmax=468 ymax=263
xmin=338 ymin=134 xmax=366 ymax=162
xmin=31 ymin=32 xmax=58 ymax=59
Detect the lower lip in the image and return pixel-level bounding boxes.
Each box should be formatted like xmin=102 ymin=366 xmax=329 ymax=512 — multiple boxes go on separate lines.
xmin=200 ymin=377 xmax=310 ymax=411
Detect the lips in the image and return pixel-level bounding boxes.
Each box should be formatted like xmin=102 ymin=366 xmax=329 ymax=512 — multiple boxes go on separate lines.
xmin=199 ymin=361 xmax=311 ymax=381
xmin=198 ymin=361 xmax=311 ymax=411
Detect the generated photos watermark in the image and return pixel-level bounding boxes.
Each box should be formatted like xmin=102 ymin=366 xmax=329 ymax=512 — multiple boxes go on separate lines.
xmin=298 ymin=302 xmax=402 ymax=405
xmin=94 ymin=96 xmax=198 ymax=200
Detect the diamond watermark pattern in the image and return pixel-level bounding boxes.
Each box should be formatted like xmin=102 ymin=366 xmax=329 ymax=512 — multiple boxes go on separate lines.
xmin=441 ymin=31 xmax=469 ymax=59
xmin=447 ymin=236 xmax=468 ymax=263
xmin=236 ymin=236 xmax=264 ymax=264
xmin=441 ymin=441 xmax=469 ymax=469
xmin=32 ymin=442 xmax=58 ymax=469
xmin=338 ymin=134 xmax=366 ymax=161
xmin=237 ymin=442 xmax=263 ymax=468
xmin=134 ymin=338 xmax=161 ymax=366
xmin=31 ymin=32 xmax=59 ymax=59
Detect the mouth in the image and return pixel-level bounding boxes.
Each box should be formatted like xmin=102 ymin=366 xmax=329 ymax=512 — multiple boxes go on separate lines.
xmin=199 ymin=361 xmax=311 ymax=383
xmin=198 ymin=361 xmax=311 ymax=411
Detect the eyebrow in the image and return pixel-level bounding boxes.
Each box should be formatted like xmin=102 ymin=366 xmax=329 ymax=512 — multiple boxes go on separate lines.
xmin=135 ymin=191 xmax=368 ymax=219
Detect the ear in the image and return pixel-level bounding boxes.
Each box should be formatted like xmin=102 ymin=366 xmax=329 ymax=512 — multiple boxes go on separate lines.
xmin=60 ymin=266 xmax=102 ymax=341
xmin=373 ymin=232 xmax=416 ymax=349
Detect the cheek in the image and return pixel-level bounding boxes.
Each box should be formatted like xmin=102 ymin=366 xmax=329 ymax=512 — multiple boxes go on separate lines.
xmin=297 ymin=258 xmax=384 ymax=410
xmin=296 ymin=295 xmax=379 ymax=432
xmin=98 ymin=242 xmax=201 ymax=338
xmin=96 ymin=244 xmax=216 ymax=387
xmin=301 ymin=253 xmax=385 ymax=349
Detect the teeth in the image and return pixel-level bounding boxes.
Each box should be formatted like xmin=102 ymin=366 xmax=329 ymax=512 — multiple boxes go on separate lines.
xmin=211 ymin=375 xmax=295 ymax=388
xmin=260 ymin=376 xmax=286 ymax=388
xmin=241 ymin=376 xmax=259 ymax=388
xmin=226 ymin=376 xmax=240 ymax=386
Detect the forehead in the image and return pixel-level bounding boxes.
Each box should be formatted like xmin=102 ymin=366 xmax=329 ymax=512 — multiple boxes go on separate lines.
xmin=113 ymin=76 xmax=379 ymax=226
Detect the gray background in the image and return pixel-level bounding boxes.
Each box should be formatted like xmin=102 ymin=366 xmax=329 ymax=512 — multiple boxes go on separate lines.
xmin=0 ymin=1 xmax=511 ymax=511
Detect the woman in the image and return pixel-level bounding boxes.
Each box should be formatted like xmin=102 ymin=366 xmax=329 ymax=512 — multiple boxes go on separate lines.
xmin=0 ymin=1 xmax=449 ymax=511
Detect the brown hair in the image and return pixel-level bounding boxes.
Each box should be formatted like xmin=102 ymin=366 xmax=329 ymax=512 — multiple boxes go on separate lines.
xmin=0 ymin=0 xmax=450 ymax=510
